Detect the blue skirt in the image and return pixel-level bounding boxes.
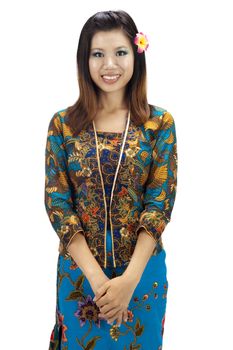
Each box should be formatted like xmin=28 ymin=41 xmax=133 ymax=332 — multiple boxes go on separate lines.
xmin=48 ymin=228 xmax=169 ymax=350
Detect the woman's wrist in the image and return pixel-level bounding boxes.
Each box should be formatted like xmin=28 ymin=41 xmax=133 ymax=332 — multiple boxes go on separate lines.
xmin=121 ymin=230 xmax=156 ymax=286
xmin=67 ymin=232 xmax=105 ymax=282
xmin=122 ymin=269 xmax=141 ymax=286
xmin=87 ymin=268 xmax=106 ymax=284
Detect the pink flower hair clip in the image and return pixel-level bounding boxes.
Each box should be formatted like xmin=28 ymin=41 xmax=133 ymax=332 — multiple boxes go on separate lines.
xmin=134 ymin=32 xmax=149 ymax=53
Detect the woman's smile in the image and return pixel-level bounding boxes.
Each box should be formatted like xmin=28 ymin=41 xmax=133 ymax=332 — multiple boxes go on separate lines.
xmin=101 ymin=74 xmax=121 ymax=84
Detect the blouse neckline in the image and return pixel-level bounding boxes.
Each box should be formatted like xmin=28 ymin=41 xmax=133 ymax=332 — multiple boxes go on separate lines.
xmin=96 ymin=130 xmax=123 ymax=135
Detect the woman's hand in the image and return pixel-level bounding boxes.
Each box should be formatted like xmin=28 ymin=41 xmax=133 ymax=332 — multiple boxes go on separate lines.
xmin=88 ymin=272 xmax=129 ymax=326
xmin=93 ymin=274 xmax=138 ymax=326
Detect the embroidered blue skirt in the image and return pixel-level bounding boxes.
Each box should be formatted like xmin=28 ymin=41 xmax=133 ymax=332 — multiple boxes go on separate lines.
xmin=48 ymin=227 xmax=169 ymax=350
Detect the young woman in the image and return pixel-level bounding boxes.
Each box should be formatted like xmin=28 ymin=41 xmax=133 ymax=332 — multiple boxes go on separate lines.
xmin=45 ymin=10 xmax=178 ymax=350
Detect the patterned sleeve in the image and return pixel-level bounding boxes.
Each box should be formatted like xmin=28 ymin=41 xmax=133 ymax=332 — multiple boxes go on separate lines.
xmin=44 ymin=112 xmax=84 ymax=253
xmin=135 ymin=111 xmax=178 ymax=242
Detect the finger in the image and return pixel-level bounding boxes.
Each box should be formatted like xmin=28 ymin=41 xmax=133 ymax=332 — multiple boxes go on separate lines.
xmin=123 ymin=309 xmax=128 ymax=322
xmin=93 ymin=283 xmax=110 ymax=302
xmin=116 ymin=312 xmax=123 ymax=327
xmin=95 ymin=293 xmax=109 ymax=308
xmin=100 ymin=306 xmax=121 ymax=320
xmin=98 ymin=301 xmax=115 ymax=315
xmin=98 ymin=303 xmax=108 ymax=314
xmin=106 ymin=309 xmax=122 ymax=325
xmin=98 ymin=294 xmax=117 ymax=313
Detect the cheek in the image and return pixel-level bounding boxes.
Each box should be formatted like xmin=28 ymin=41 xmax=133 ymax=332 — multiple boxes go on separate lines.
xmin=89 ymin=60 xmax=100 ymax=76
xmin=121 ymin=57 xmax=134 ymax=73
xmin=122 ymin=59 xmax=134 ymax=77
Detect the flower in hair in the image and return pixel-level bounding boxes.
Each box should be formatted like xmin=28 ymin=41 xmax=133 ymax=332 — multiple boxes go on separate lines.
xmin=134 ymin=32 xmax=149 ymax=53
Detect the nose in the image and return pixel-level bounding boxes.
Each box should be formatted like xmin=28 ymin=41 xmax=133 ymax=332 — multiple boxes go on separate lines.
xmin=102 ymin=53 xmax=118 ymax=68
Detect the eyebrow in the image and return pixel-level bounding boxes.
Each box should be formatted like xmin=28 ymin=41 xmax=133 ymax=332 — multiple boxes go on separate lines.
xmin=90 ymin=46 xmax=128 ymax=51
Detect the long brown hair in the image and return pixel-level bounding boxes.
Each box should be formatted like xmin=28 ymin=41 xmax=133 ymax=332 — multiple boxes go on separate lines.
xmin=64 ymin=10 xmax=153 ymax=137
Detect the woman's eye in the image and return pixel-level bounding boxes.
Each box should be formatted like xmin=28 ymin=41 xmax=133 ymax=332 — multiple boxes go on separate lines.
xmin=92 ymin=50 xmax=127 ymax=57
xmin=117 ymin=50 xmax=127 ymax=56
xmin=92 ymin=52 xmax=102 ymax=57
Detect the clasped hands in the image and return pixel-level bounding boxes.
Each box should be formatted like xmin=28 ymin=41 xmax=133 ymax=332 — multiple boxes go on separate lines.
xmin=93 ymin=274 xmax=138 ymax=327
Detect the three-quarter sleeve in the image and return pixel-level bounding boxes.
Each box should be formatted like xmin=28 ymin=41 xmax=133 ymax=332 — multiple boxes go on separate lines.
xmin=44 ymin=112 xmax=84 ymax=253
xmin=135 ymin=111 xmax=178 ymax=242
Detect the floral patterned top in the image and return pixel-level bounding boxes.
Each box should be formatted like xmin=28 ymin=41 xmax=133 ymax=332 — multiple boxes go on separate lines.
xmin=45 ymin=105 xmax=178 ymax=268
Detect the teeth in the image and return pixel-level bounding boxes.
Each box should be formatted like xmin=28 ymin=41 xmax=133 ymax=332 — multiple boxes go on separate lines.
xmin=102 ymin=75 xmax=120 ymax=80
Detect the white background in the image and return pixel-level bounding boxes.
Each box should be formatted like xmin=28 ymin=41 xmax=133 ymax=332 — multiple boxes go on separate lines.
xmin=1 ymin=1 xmax=232 ymax=349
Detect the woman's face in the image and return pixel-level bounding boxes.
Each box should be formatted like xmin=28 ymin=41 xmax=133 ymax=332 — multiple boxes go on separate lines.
xmin=89 ymin=29 xmax=134 ymax=94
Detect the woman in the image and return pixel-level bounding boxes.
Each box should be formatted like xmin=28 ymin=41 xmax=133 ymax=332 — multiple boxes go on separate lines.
xmin=45 ymin=9 xmax=178 ymax=350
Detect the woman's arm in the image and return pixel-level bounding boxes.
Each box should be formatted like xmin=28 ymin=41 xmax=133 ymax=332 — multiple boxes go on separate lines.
xmin=125 ymin=110 xmax=178 ymax=284
xmin=45 ymin=112 xmax=84 ymax=254
xmin=122 ymin=229 xmax=156 ymax=284
xmin=67 ymin=232 xmax=105 ymax=282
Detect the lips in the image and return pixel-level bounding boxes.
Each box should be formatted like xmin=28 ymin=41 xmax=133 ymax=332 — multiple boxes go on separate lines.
xmin=101 ymin=74 xmax=121 ymax=84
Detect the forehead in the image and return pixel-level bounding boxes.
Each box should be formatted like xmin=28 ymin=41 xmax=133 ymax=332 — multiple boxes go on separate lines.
xmin=90 ymin=29 xmax=131 ymax=49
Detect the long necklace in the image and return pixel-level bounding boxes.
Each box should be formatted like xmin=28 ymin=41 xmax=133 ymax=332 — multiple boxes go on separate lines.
xmin=92 ymin=110 xmax=131 ymax=267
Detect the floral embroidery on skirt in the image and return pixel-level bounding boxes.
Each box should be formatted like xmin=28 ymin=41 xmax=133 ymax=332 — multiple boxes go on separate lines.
xmin=48 ymin=244 xmax=168 ymax=350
